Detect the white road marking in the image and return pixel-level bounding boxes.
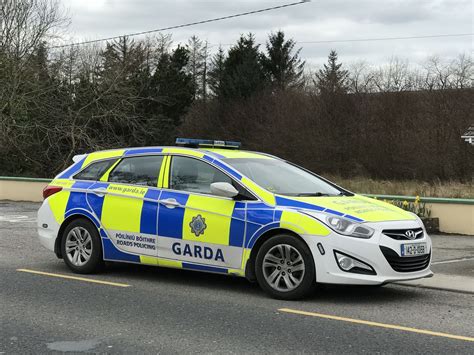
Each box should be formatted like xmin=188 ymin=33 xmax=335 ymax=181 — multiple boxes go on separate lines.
xmin=431 ymin=257 xmax=474 ymax=265
xmin=0 ymin=215 xmax=36 ymax=223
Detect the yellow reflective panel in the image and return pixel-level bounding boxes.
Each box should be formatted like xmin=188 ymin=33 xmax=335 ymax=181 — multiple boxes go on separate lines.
xmin=140 ymin=255 xmax=158 ymax=265
xmin=241 ymin=177 xmax=276 ymax=205
xmin=82 ymin=149 xmax=125 ymax=166
xmin=182 ymin=195 xmax=234 ymax=245
xmin=106 ymin=184 xmax=148 ymax=198
xmin=204 ymin=149 xmax=273 ymax=159
xmin=288 ymin=195 xmax=417 ymax=222
xmin=101 ymin=185 xmax=146 ymax=233
xmin=228 ymin=268 xmax=245 ymax=276
xmin=241 ymin=248 xmax=252 ymax=270
xmin=49 ymin=179 xmax=75 ymax=188
xmin=140 ymin=256 xmax=183 ymax=268
xmin=280 ymin=210 xmax=330 ymax=236
xmin=158 ymin=258 xmax=183 ymax=268
xmin=99 ymin=159 xmax=120 ymax=182
xmin=47 ymin=179 xmax=75 ymax=223
xmin=162 ymin=148 xmax=204 ymax=158
xmin=159 ymin=156 xmax=170 ymax=188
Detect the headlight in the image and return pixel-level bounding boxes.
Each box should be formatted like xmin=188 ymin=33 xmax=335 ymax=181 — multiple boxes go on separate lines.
xmin=303 ymin=211 xmax=374 ymax=239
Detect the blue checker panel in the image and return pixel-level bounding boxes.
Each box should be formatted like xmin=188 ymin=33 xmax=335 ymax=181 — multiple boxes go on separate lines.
xmin=66 ymin=191 xmax=89 ymax=213
xmin=182 ymin=263 xmax=228 ymax=274
xmin=324 ymin=208 xmax=344 ymax=217
xmin=102 ymin=238 xmax=140 ymax=262
xmin=124 ymin=147 xmax=163 ymax=156
xmin=87 ymin=182 xmax=109 ymax=220
xmin=246 ymin=208 xmax=274 ymax=226
xmin=157 ymin=191 xmax=189 ymax=239
xmin=229 ymin=203 xmax=246 ymax=247
xmin=275 ymin=196 xmax=325 ymax=211
xmin=274 ymin=210 xmax=283 ymax=221
xmin=344 ymin=215 xmax=364 ymax=222
xmin=140 ymin=189 xmax=161 ymax=235
xmin=65 ymin=209 xmax=100 ymax=228
xmin=57 ymin=156 xmax=86 ymax=179
xmin=246 ymin=222 xmax=280 ymax=248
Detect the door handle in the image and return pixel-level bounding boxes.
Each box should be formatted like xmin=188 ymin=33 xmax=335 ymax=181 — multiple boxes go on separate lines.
xmin=160 ymin=198 xmax=180 ymax=209
xmin=91 ymin=187 xmax=108 ymax=197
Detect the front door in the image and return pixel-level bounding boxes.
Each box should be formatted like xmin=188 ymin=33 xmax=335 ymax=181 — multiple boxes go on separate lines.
xmin=157 ymin=155 xmax=246 ymax=270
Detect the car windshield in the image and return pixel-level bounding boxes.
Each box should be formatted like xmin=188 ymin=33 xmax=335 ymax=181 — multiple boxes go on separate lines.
xmin=223 ymin=158 xmax=344 ymax=196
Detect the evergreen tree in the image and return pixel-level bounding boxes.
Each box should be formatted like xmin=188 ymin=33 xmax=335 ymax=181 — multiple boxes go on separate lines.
xmin=315 ymin=50 xmax=348 ymax=94
xmin=150 ymin=45 xmax=194 ymax=128
xmin=261 ymin=31 xmax=305 ymax=90
xmin=208 ymin=46 xmax=226 ymax=98
xmin=219 ymin=33 xmax=267 ymax=100
xmin=186 ymin=35 xmax=208 ymax=100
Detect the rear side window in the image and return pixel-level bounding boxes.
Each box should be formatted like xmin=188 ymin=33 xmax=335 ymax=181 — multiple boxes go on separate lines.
xmin=74 ymin=159 xmax=116 ymax=181
xmin=108 ymin=155 xmax=164 ymax=187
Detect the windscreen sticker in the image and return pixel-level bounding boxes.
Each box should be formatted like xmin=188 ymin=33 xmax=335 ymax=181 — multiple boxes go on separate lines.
xmin=329 ymin=199 xmax=396 ymax=214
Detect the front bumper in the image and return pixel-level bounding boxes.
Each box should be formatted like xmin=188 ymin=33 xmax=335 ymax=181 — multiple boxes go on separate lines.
xmin=301 ymin=220 xmax=433 ymax=285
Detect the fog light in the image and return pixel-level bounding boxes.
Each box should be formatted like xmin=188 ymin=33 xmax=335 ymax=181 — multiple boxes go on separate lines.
xmin=334 ymin=251 xmax=376 ymax=275
xmin=338 ymin=255 xmax=354 ymax=271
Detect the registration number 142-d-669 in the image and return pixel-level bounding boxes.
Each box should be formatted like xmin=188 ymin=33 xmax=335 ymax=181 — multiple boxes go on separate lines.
xmin=401 ymin=243 xmax=427 ymax=257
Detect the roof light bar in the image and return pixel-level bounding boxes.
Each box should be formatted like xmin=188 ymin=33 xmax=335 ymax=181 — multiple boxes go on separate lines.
xmin=175 ymin=138 xmax=241 ymax=149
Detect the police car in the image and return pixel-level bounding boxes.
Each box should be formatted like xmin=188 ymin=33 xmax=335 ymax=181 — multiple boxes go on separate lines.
xmin=37 ymin=139 xmax=433 ymax=299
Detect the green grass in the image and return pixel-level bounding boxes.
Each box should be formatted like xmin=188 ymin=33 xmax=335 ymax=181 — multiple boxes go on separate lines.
xmin=324 ymin=175 xmax=474 ymax=199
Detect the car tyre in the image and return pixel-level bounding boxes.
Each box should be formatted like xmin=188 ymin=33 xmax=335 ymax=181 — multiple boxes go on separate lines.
xmin=61 ymin=218 xmax=104 ymax=274
xmin=255 ymin=234 xmax=315 ymax=300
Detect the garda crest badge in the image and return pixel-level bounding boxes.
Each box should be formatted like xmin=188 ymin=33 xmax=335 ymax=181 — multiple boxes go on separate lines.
xmin=189 ymin=214 xmax=207 ymax=237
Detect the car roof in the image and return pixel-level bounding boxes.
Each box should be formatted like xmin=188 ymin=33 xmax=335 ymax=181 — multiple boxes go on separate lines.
xmin=202 ymin=148 xmax=275 ymax=159
xmin=85 ymin=146 xmax=276 ymax=160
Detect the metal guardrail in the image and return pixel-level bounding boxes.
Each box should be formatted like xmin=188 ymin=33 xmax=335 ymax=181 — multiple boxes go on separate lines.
xmin=0 ymin=176 xmax=51 ymax=182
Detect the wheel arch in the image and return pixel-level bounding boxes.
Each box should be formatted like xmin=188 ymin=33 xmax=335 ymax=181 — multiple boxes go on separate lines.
xmin=55 ymin=213 xmax=100 ymax=258
xmin=244 ymin=227 xmax=311 ymax=281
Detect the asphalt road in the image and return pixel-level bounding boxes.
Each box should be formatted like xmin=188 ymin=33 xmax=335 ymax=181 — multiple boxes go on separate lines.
xmin=1 ymin=201 xmax=473 ymax=354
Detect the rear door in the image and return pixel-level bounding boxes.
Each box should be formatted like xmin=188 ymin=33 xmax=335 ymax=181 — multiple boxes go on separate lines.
xmin=89 ymin=155 xmax=164 ymax=262
xmin=157 ymin=155 xmax=247 ymax=270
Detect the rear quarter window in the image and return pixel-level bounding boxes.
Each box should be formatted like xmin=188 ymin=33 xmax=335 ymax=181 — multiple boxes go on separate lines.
xmin=74 ymin=159 xmax=117 ymax=181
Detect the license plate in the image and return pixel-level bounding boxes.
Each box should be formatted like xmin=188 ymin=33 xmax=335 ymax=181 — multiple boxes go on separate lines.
xmin=401 ymin=243 xmax=427 ymax=257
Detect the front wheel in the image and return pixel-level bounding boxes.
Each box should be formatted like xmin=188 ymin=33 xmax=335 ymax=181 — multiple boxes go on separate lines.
xmin=255 ymin=235 xmax=316 ymax=300
xmin=61 ymin=218 xmax=104 ymax=274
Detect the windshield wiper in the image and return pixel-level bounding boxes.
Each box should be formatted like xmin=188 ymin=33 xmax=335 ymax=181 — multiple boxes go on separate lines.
xmin=295 ymin=192 xmax=331 ymax=197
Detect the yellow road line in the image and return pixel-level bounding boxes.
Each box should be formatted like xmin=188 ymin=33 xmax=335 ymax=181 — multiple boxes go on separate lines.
xmin=278 ymin=308 xmax=474 ymax=342
xmin=17 ymin=268 xmax=131 ymax=288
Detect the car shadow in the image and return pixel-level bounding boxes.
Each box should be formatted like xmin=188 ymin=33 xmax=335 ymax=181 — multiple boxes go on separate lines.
xmin=99 ymin=262 xmax=425 ymax=303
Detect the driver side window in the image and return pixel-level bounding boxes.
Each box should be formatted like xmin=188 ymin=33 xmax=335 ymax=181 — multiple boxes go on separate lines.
xmin=170 ymin=156 xmax=232 ymax=194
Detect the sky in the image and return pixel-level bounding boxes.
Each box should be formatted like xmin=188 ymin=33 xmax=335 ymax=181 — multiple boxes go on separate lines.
xmin=60 ymin=0 xmax=473 ymax=70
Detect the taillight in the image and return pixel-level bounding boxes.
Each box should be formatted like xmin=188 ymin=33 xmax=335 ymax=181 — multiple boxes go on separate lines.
xmin=43 ymin=186 xmax=62 ymax=199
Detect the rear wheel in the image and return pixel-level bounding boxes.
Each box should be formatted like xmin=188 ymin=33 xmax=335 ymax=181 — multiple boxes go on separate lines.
xmin=255 ymin=235 xmax=315 ymax=300
xmin=61 ymin=219 xmax=103 ymax=274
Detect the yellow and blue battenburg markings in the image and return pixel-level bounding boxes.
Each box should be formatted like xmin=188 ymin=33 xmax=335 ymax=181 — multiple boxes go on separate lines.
xmin=47 ymin=144 xmax=369 ymax=277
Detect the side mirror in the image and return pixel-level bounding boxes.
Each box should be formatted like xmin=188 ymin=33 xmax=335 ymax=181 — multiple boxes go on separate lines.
xmin=210 ymin=182 xmax=239 ymax=198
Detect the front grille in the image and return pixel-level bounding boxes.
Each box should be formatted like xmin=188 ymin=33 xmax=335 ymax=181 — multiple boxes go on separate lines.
xmin=380 ymin=246 xmax=431 ymax=272
xmin=382 ymin=228 xmax=423 ymax=240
